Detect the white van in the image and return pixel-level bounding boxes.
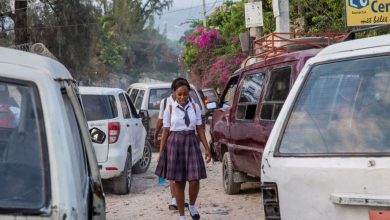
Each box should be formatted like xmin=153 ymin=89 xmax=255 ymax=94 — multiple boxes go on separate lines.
xmin=0 ymin=47 xmax=105 ymax=219
xmin=80 ymin=87 xmax=150 ymax=195
xmin=261 ymin=34 xmax=390 ymax=220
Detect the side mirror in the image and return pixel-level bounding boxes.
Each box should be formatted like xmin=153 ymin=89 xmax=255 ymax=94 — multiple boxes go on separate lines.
xmin=90 ymin=127 xmax=106 ymax=144
xmin=206 ymin=102 xmax=217 ymax=110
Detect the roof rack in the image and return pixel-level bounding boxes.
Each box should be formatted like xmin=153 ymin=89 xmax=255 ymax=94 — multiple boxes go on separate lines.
xmin=249 ymin=32 xmax=346 ymax=62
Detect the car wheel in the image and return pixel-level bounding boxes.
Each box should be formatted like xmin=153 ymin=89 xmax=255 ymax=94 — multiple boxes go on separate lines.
xmin=222 ymin=152 xmax=240 ymax=194
xmin=133 ymin=141 xmax=152 ymax=174
xmin=112 ymin=152 xmax=132 ymax=195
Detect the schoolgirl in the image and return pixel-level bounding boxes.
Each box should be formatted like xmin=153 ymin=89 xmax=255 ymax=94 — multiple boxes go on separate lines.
xmin=155 ymin=78 xmax=211 ymax=220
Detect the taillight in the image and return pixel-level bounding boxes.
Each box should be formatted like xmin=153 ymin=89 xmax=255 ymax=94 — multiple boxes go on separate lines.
xmin=262 ymin=183 xmax=281 ymax=220
xmin=108 ymin=122 xmax=120 ymax=144
xmin=204 ymin=98 xmax=208 ymax=104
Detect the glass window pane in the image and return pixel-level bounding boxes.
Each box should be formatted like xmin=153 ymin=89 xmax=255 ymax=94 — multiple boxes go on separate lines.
xmin=81 ymin=95 xmax=114 ymax=121
xmin=237 ymin=73 xmax=264 ymax=120
xmin=130 ymin=89 xmax=138 ymax=102
xmin=279 ymin=55 xmax=390 ymax=154
xmin=134 ymin=90 xmax=145 ymax=110
xmin=0 ymin=81 xmax=49 ymax=211
xmin=148 ymin=88 xmax=171 ymax=109
xmin=119 ymin=94 xmax=131 ymax=118
xmin=265 ymin=67 xmax=291 ymax=101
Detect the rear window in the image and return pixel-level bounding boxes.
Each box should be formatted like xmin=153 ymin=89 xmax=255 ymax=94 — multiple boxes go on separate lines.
xmin=0 ymin=80 xmax=50 ymax=213
xmin=81 ymin=95 xmax=117 ymax=121
xmin=279 ymin=55 xmax=390 ymax=155
xmin=148 ymin=88 xmax=171 ymax=109
xmin=203 ymin=89 xmax=218 ymax=102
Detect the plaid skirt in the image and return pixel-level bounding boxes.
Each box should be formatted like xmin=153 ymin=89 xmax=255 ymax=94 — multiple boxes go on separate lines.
xmin=155 ymin=130 xmax=207 ymax=181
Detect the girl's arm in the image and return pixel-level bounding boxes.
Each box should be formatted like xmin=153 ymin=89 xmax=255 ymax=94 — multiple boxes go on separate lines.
xmin=196 ymin=125 xmax=211 ymax=163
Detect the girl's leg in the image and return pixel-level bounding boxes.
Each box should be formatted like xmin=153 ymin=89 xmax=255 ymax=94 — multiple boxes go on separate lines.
xmin=174 ymin=181 xmax=187 ymax=216
xmin=188 ymin=180 xmax=200 ymax=205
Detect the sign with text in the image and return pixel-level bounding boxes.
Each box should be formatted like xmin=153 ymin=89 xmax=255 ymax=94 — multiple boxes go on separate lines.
xmin=245 ymin=2 xmax=263 ymax=28
xmin=345 ymin=0 xmax=390 ymax=26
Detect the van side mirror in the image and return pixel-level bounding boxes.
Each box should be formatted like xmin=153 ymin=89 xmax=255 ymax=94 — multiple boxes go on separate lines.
xmin=90 ymin=127 xmax=106 ymax=144
xmin=206 ymin=102 xmax=218 ymax=110
xmin=139 ymin=109 xmax=149 ymax=121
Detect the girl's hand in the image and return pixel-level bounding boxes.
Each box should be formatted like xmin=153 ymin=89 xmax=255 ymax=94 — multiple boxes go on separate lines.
xmin=156 ymin=153 xmax=161 ymax=162
xmin=205 ymin=150 xmax=211 ymax=163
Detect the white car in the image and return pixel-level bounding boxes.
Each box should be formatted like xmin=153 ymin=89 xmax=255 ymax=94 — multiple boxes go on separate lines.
xmin=0 ymin=47 xmax=105 ymax=219
xmin=261 ymin=34 xmax=390 ymax=220
xmin=80 ymin=87 xmax=150 ymax=195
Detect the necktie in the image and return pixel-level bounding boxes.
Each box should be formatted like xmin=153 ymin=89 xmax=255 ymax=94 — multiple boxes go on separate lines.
xmin=177 ymin=105 xmax=190 ymax=127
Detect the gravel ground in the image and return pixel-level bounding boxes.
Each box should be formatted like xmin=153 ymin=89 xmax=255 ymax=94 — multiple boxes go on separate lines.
xmin=105 ymin=152 xmax=265 ymax=220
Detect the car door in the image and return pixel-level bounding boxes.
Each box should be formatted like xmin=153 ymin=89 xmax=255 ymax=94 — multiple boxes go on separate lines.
xmin=229 ymin=71 xmax=265 ymax=176
xmin=126 ymin=93 xmax=146 ymax=161
xmin=211 ymin=75 xmax=239 ymax=159
xmin=118 ymin=92 xmax=144 ymax=164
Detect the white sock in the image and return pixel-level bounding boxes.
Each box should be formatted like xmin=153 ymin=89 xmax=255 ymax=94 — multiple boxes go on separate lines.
xmin=179 ymin=216 xmax=186 ymax=220
xmin=171 ymin=197 xmax=177 ymax=205
xmin=188 ymin=205 xmax=199 ymax=215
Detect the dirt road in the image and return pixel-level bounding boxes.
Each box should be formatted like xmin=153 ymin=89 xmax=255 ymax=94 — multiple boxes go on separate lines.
xmin=105 ymin=153 xmax=265 ymax=220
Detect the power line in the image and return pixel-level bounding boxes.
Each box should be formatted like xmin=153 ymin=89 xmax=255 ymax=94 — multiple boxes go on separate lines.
xmin=161 ymin=0 xmax=224 ymax=15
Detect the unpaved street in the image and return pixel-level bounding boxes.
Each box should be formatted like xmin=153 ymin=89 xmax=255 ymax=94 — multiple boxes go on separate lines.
xmin=105 ymin=153 xmax=265 ymax=220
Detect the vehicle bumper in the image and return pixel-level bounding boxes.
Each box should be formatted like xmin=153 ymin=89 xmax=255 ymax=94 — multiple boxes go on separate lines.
xmin=98 ymin=147 xmax=126 ymax=179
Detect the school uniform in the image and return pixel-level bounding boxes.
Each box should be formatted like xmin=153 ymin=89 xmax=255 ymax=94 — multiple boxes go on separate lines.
xmin=155 ymin=100 xmax=207 ymax=181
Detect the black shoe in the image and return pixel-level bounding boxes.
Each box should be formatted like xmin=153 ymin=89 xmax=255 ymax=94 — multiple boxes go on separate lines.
xmin=187 ymin=206 xmax=200 ymax=220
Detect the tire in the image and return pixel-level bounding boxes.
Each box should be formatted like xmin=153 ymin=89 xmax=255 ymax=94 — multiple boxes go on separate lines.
xmin=222 ymin=152 xmax=241 ymax=194
xmin=112 ymin=152 xmax=132 ymax=195
xmin=133 ymin=141 xmax=152 ymax=174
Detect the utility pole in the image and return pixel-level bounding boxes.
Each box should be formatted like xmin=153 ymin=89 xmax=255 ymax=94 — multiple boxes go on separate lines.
xmin=248 ymin=0 xmax=262 ymax=38
xmin=273 ymin=0 xmax=290 ymax=33
xmin=14 ymin=0 xmax=29 ymax=45
xmin=202 ymin=0 xmax=207 ymax=27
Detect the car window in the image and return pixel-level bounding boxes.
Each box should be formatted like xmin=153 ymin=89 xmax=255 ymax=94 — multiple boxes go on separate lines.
xmin=260 ymin=66 xmax=291 ymax=121
xmin=119 ymin=93 xmax=131 ymax=118
xmin=81 ymin=95 xmax=115 ymax=121
xmin=279 ymin=55 xmax=390 ymax=154
xmin=129 ymin=88 xmax=139 ymax=102
xmin=126 ymin=93 xmax=139 ymax=118
xmin=108 ymin=95 xmax=119 ymax=118
xmin=190 ymin=88 xmax=202 ymax=109
xmin=236 ymin=73 xmax=265 ymax=120
xmin=148 ymin=88 xmax=171 ymax=109
xmin=134 ymin=89 xmax=145 ymax=109
xmin=220 ymin=75 xmax=239 ymax=108
xmin=203 ymin=89 xmax=218 ymax=102
xmin=0 ymin=80 xmax=50 ymax=212
xmin=63 ymin=92 xmax=88 ymax=192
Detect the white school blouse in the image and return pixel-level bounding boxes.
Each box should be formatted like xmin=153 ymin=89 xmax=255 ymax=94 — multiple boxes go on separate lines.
xmin=162 ymin=100 xmax=202 ymax=131
xmin=158 ymin=95 xmax=174 ymax=119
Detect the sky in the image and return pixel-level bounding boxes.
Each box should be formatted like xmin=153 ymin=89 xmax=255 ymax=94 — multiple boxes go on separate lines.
xmin=155 ymin=0 xmax=227 ymax=41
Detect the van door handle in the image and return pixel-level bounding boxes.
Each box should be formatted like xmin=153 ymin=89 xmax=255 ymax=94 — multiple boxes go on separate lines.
xmin=135 ymin=123 xmax=138 ymax=126
xmin=127 ymin=124 xmax=130 ymax=127
xmin=224 ymin=114 xmax=230 ymax=125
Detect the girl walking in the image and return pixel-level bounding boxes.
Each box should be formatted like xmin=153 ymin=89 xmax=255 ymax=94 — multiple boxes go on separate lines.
xmin=155 ymin=78 xmax=211 ymax=220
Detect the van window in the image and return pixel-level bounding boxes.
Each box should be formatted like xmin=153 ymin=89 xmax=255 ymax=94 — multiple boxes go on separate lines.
xmin=81 ymin=95 xmax=116 ymax=121
xmin=148 ymin=88 xmax=171 ymax=109
xmin=220 ymin=75 xmax=239 ymax=108
xmin=129 ymin=89 xmax=139 ymax=102
xmin=134 ymin=90 xmax=145 ymax=109
xmin=236 ymin=73 xmax=264 ymax=120
xmin=0 ymin=81 xmax=50 ymax=213
xmin=279 ymin=55 xmax=390 ymax=154
xmin=260 ymin=66 xmax=291 ymax=121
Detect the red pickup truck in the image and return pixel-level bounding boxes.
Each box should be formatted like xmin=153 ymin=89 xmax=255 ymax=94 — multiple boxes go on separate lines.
xmin=208 ymin=33 xmax=343 ymax=194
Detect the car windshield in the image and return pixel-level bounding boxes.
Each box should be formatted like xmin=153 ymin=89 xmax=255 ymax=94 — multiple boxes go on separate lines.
xmin=279 ymin=55 xmax=390 ymax=154
xmin=0 ymin=81 xmax=48 ymax=212
xmin=148 ymin=88 xmax=171 ymax=109
xmin=81 ymin=95 xmax=116 ymax=121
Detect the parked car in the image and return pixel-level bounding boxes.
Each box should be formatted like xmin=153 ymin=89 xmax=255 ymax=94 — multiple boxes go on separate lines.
xmin=127 ymin=82 xmax=207 ymax=148
xmin=261 ymin=33 xmax=390 ymax=220
xmin=208 ymin=33 xmax=344 ymax=194
xmin=79 ymin=86 xmax=150 ymax=195
xmin=0 ymin=47 xmax=105 ymax=219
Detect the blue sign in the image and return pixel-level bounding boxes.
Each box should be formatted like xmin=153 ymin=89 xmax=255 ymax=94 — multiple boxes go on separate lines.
xmin=348 ymin=0 xmax=369 ymax=9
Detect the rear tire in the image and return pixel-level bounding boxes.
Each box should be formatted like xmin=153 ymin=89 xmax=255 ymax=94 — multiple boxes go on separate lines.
xmin=112 ymin=152 xmax=132 ymax=195
xmin=222 ymin=152 xmax=241 ymax=194
xmin=133 ymin=141 xmax=152 ymax=174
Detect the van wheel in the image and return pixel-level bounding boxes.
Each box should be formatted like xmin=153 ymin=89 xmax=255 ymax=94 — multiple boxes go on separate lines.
xmin=222 ymin=152 xmax=241 ymax=194
xmin=112 ymin=152 xmax=132 ymax=195
xmin=133 ymin=141 xmax=152 ymax=174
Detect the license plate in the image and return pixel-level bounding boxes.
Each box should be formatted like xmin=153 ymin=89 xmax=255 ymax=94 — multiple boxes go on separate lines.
xmin=369 ymin=210 xmax=390 ymax=220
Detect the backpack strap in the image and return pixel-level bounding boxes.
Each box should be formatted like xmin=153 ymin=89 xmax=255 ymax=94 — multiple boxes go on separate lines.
xmin=192 ymin=102 xmax=196 ymax=114
xmin=163 ymin=98 xmax=167 ymax=111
